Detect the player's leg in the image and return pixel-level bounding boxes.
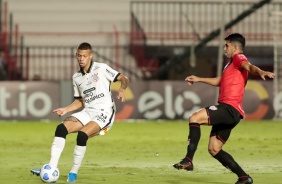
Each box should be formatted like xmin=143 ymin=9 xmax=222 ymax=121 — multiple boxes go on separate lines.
xmin=209 ymin=136 xmax=252 ymax=184
xmin=67 ymin=121 xmax=100 ymax=183
xmin=30 ymin=116 xmax=84 ymax=176
xmin=69 ymin=121 xmax=100 ymax=174
xmin=209 ymin=133 xmax=253 ymax=183
xmin=208 ymin=104 xmax=253 ymax=184
xmin=62 ymin=111 xmax=93 ymax=182
xmin=67 ymin=109 xmax=115 ymax=182
xmin=49 ymin=116 xmax=84 ymax=168
xmin=173 ymin=107 xmax=209 ymax=171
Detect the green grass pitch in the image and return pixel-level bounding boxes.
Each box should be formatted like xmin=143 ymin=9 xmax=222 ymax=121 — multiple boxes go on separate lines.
xmin=0 ymin=120 xmax=282 ymax=184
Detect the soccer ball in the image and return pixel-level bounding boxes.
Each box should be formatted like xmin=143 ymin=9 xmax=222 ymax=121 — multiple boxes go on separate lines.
xmin=40 ymin=164 xmax=60 ymax=183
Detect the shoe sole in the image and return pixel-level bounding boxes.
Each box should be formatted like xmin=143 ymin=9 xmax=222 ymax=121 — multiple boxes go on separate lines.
xmin=173 ymin=163 xmax=194 ymax=171
xmin=235 ymin=177 xmax=253 ymax=184
xmin=30 ymin=170 xmax=40 ymax=176
xmin=67 ymin=179 xmax=77 ymax=183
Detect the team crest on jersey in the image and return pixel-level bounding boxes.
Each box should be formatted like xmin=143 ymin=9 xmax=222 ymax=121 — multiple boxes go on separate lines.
xmin=209 ymin=106 xmax=218 ymax=110
xmin=91 ymin=73 xmax=99 ymax=82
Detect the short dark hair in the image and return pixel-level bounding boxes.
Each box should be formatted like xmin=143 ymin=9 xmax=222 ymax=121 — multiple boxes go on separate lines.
xmin=224 ymin=33 xmax=245 ymax=49
xmin=77 ymin=42 xmax=92 ymax=50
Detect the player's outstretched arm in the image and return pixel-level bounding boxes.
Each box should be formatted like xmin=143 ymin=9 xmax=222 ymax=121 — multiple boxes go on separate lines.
xmin=53 ymin=98 xmax=84 ymax=116
xmin=185 ymin=75 xmax=221 ymax=86
xmin=116 ymin=74 xmax=129 ymax=102
xmin=242 ymin=62 xmax=275 ymax=80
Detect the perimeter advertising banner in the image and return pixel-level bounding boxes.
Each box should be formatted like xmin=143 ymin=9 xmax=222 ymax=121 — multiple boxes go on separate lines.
xmin=0 ymin=81 xmax=279 ymax=120
xmin=111 ymin=80 xmax=277 ymax=120
xmin=0 ymin=82 xmax=60 ymax=120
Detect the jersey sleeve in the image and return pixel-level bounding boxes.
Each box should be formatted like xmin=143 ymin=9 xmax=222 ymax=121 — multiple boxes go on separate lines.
xmin=101 ymin=63 xmax=120 ymax=82
xmin=72 ymin=77 xmax=81 ymax=99
xmin=233 ymin=54 xmax=249 ymax=69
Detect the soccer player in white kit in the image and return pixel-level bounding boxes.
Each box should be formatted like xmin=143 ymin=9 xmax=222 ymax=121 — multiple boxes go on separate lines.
xmin=30 ymin=42 xmax=129 ymax=183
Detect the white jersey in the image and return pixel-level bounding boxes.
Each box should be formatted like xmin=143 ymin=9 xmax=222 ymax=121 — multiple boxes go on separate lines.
xmin=72 ymin=61 xmax=120 ymax=110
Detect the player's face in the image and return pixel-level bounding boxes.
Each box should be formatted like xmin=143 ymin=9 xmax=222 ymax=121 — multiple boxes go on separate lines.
xmin=76 ymin=49 xmax=93 ymax=69
xmin=224 ymin=40 xmax=235 ymax=58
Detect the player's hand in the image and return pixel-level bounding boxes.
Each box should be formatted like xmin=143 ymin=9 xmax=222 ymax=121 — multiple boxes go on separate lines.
xmin=259 ymin=71 xmax=275 ymax=80
xmin=53 ymin=108 xmax=67 ymax=117
xmin=185 ymin=75 xmax=199 ymax=85
xmin=116 ymin=89 xmax=126 ymax=102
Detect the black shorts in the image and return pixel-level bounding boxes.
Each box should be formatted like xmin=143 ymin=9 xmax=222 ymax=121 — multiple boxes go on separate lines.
xmin=205 ymin=103 xmax=242 ymax=143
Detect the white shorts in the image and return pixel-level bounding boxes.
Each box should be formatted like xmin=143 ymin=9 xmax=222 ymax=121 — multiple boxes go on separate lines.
xmin=71 ymin=108 xmax=115 ymax=136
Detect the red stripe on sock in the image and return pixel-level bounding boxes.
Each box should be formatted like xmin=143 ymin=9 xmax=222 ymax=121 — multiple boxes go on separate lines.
xmin=189 ymin=124 xmax=200 ymax=128
xmin=185 ymin=157 xmax=192 ymax=162
xmin=239 ymin=175 xmax=249 ymax=179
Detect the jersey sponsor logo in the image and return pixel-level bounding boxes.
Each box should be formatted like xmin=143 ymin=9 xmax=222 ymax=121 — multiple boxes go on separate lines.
xmin=209 ymin=106 xmax=218 ymax=110
xmin=106 ymin=69 xmax=115 ymax=77
xmin=83 ymin=87 xmax=96 ymax=94
xmin=85 ymin=93 xmax=105 ymax=103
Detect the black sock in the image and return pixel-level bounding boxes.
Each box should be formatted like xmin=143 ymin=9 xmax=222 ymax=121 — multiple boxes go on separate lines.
xmin=214 ymin=149 xmax=248 ymax=177
xmin=185 ymin=122 xmax=201 ymax=161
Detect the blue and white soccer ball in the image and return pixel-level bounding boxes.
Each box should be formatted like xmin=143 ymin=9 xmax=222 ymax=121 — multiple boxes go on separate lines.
xmin=40 ymin=164 xmax=60 ymax=183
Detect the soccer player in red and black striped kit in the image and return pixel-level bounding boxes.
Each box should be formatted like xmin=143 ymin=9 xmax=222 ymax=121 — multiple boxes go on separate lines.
xmin=173 ymin=33 xmax=275 ymax=184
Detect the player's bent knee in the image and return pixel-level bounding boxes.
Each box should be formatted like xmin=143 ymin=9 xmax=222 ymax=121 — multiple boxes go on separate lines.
xmin=77 ymin=131 xmax=89 ymax=146
xmin=55 ymin=123 xmax=68 ymax=139
xmin=208 ymin=139 xmax=223 ymax=156
xmin=208 ymin=145 xmax=222 ymax=156
xmin=189 ymin=113 xmax=197 ymax=122
xmin=189 ymin=114 xmax=202 ymax=124
xmin=189 ymin=111 xmax=203 ymax=122
xmin=189 ymin=108 xmax=208 ymax=124
xmin=208 ymin=147 xmax=217 ymax=156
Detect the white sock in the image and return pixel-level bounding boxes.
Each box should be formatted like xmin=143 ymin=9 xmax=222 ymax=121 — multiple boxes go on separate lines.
xmin=70 ymin=145 xmax=86 ymax=174
xmin=49 ymin=137 xmax=65 ymax=168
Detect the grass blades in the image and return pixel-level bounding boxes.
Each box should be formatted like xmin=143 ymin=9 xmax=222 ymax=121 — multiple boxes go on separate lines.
xmin=0 ymin=120 xmax=282 ymax=184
